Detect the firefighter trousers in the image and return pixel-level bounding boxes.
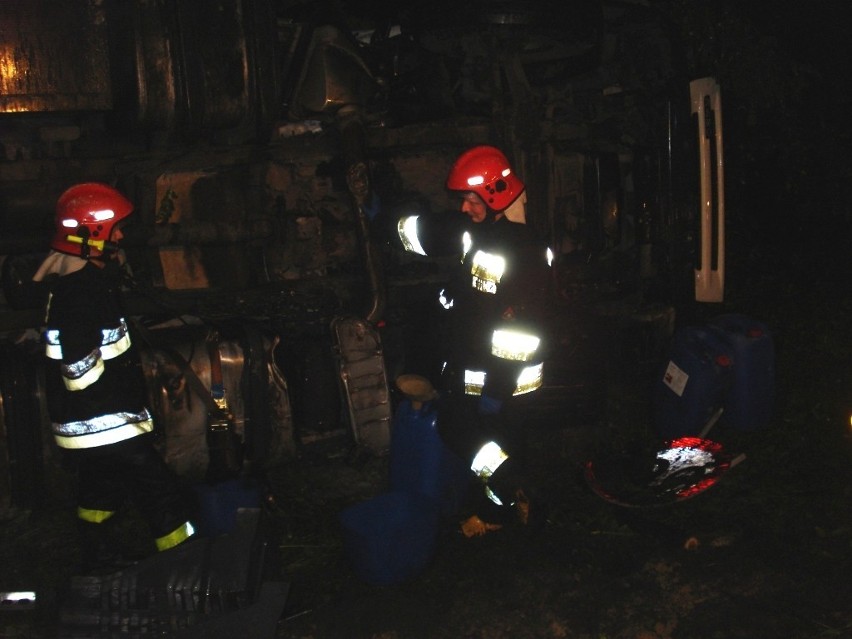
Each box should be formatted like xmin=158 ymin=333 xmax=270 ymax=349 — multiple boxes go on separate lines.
xmin=65 ymin=433 xmax=192 ymax=548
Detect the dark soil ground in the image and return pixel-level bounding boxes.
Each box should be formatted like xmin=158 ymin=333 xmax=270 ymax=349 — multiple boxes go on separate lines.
xmin=1 ymin=219 xmax=850 ymax=639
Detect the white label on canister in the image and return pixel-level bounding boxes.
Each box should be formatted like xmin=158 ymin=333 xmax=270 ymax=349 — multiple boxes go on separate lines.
xmin=662 ymin=361 xmax=689 ymax=397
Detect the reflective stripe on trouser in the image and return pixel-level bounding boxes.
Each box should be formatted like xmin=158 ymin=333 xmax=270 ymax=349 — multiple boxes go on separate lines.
xmin=74 ymin=433 xmax=193 ymax=547
xmin=77 ymin=512 xmax=194 ymax=552
xmin=470 ymin=441 xmax=508 ymax=479
xmin=78 ymin=507 xmax=116 ymax=524
xmin=156 ymin=521 xmax=195 ymax=551
xmin=471 ymin=441 xmax=510 ymax=506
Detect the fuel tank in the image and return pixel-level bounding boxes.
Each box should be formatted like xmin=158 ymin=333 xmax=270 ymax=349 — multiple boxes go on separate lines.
xmin=138 ymin=320 xmax=295 ymax=481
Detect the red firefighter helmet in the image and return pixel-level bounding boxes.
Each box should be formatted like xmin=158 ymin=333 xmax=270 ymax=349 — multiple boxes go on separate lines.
xmin=51 ymin=183 xmax=134 ymax=257
xmin=446 ymin=145 xmax=525 ymax=212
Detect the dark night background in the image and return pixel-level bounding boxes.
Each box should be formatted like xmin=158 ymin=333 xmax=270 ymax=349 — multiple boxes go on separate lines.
xmin=1 ymin=1 xmax=850 ymax=638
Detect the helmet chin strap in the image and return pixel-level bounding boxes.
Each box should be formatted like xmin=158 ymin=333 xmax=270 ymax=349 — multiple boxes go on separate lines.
xmin=65 ymin=232 xmax=120 ymax=257
xmin=76 ymin=227 xmax=91 ymax=259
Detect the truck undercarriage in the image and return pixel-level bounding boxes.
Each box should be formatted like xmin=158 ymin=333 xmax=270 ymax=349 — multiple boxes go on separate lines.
xmin=1 ymin=9 xmax=712 ymax=626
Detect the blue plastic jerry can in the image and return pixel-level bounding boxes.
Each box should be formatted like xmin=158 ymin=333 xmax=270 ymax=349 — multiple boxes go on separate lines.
xmin=653 ymin=325 xmax=735 ymax=439
xmin=710 ymin=314 xmax=775 ymax=431
xmin=389 ymin=399 xmax=470 ymax=516
xmin=389 ymin=399 xmax=443 ymax=497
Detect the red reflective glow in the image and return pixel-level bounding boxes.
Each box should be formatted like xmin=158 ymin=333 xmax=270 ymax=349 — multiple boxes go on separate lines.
xmin=667 ymin=437 xmax=724 ymax=454
xmin=585 ymin=437 xmax=741 ymax=507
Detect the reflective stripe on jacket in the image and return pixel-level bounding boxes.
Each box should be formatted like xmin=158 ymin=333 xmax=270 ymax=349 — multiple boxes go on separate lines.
xmin=53 ymin=408 xmax=155 ymax=449
xmin=398 ymin=214 xmax=551 ymax=401
xmin=45 ymin=318 xmax=132 ymax=390
xmin=40 ymin=261 xmax=153 ymax=450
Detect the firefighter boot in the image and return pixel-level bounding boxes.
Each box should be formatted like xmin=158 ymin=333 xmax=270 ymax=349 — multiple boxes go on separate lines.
xmin=486 ymin=458 xmax=548 ymax=532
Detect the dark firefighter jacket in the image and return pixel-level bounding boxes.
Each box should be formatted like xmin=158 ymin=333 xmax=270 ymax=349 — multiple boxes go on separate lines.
xmin=41 ymin=260 xmax=154 ymax=449
xmin=395 ymin=210 xmax=553 ymax=403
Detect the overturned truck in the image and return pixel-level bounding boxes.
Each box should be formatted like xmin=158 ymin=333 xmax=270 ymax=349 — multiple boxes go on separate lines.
xmin=1 ymin=0 xmax=717 ymax=517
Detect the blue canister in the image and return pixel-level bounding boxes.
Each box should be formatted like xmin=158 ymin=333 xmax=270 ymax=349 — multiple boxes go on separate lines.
xmin=389 ymin=398 xmax=470 ymax=517
xmin=653 ymin=325 xmax=734 ymax=439
xmin=339 ymin=491 xmax=439 ymax=585
xmin=192 ymin=478 xmax=262 ymax=537
xmin=710 ymin=314 xmax=775 ymax=431
xmin=389 ymin=399 xmax=444 ymax=496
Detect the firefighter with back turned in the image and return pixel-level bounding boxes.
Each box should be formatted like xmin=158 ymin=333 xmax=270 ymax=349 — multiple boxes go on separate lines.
xmin=33 ymin=182 xmax=195 ymax=571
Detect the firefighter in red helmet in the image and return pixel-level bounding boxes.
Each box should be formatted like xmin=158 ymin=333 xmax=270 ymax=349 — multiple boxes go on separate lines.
xmin=394 ymin=145 xmax=553 ymax=526
xmin=445 ymin=144 xmax=527 ymax=221
xmin=33 ymin=182 xmax=195 ymax=571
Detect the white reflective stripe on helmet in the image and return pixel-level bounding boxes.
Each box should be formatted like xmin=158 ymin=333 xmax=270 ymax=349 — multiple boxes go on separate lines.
xmin=61 ymin=349 xmax=105 ymax=391
xmin=52 ymin=408 xmax=155 ymax=449
xmin=491 ymin=329 xmax=540 ymax=361
xmin=398 ymin=215 xmax=427 ymax=256
xmin=464 ymin=362 xmax=543 ymax=396
xmin=470 ymin=250 xmax=505 ymax=294
xmin=546 ymin=247 xmax=554 ymax=266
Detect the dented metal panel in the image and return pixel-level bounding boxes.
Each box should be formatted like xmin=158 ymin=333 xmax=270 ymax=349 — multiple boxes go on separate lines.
xmin=332 ymin=316 xmax=391 ymax=455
